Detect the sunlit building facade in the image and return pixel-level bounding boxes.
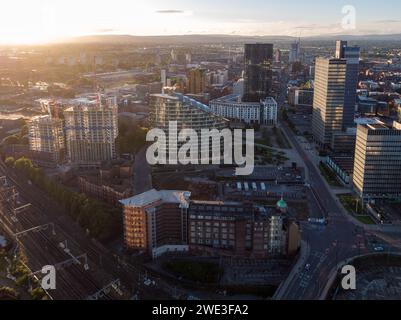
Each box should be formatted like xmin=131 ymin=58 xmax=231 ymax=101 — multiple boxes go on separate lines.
xmin=188 ymin=68 xmax=207 ymax=94
xmin=63 ymin=95 xmax=118 ymax=167
xmin=28 ymin=115 xmax=65 ymax=164
xmin=120 ymin=189 xmax=191 ymax=258
xmin=353 ymin=121 xmax=401 ymax=200
xmin=149 ymin=93 xmax=229 ymax=161
xmin=312 ymin=58 xmax=347 ymax=146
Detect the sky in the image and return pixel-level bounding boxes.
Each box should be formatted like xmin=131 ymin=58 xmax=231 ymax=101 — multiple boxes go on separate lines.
xmin=1 ymin=0 xmax=401 ymax=44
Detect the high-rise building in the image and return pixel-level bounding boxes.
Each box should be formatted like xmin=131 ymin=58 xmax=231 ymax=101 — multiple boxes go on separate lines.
xmin=188 ymin=68 xmax=207 ymax=94
xmin=63 ymin=95 xmax=119 ymax=166
xmin=170 ymin=49 xmax=177 ymax=63
xmin=120 ymin=189 xmax=191 ymax=258
xmin=336 ymin=40 xmax=360 ymax=129
xmin=161 ymin=69 xmax=167 ymax=87
xmin=312 ymin=57 xmax=347 ymax=146
xmin=274 ymin=49 xmax=282 ymax=63
xmin=335 ymin=40 xmax=347 ymax=59
xmin=149 ymin=93 xmax=228 ymax=131
xmin=150 ymin=92 xmax=227 ymax=131
xmin=289 ymin=40 xmax=301 ymax=64
xmin=243 ymin=43 xmax=273 ymax=102
xmin=185 ymin=53 xmax=192 ymax=64
xmin=28 ymin=115 xmax=65 ymax=164
xmin=353 ymin=120 xmax=401 ymax=201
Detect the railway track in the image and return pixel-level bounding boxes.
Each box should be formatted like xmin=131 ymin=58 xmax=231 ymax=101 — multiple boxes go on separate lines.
xmin=0 ymin=159 xmax=178 ymax=300
xmin=0 ymin=163 xmax=116 ymax=299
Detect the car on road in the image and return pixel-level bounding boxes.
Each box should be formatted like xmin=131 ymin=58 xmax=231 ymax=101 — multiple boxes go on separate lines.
xmin=374 ymin=246 xmax=384 ymax=252
xmin=305 ymin=263 xmax=311 ymax=271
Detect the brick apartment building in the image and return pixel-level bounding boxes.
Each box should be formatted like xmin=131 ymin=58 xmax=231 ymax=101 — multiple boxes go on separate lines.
xmin=121 ymin=189 xmax=300 ymax=259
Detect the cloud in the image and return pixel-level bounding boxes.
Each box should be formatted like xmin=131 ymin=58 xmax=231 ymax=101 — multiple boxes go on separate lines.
xmin=156 ymin=10 xmax=193 ymax=16
xmin=374 ymin=19 xmax=401 ymax=24
xmin=94 ymin=28 xmax=116 ymax=34
xmin=156 ymin=10 xmax=184 ymax=14
xmin=294 ymin=24 xmax=319 ymax=30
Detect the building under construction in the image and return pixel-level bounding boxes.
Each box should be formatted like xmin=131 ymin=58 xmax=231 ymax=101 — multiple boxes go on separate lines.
xmin=63 ymin=95 xmax=119 ymax=167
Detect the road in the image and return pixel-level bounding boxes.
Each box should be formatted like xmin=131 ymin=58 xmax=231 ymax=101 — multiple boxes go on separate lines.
xmin=273 ymin=71 xmax=400 ymax=299
xmin=275 ymin=120 xmax=365 ymax=299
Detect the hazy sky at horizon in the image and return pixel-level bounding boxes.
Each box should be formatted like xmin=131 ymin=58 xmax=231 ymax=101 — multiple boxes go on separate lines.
xmin=1 ymin=0 xmax=401 ymax=44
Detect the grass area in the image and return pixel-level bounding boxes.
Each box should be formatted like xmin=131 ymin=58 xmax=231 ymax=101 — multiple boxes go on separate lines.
xmin=319 ymin=162 xmax=342 ymax=187
xmin=356 ymin=215 xmax=376 ymax=225
xmin=255 ymin=146 xmax=289 ymax=165
xmin=164 ymin=259 xmax=222 ymax=284
xmin=337 ymin=194 xmax=376 ymax=225
xmin=255 ymin=138 xmax=271 ymax=146
xmin=338 ymin=194 xmax=363 ymax=215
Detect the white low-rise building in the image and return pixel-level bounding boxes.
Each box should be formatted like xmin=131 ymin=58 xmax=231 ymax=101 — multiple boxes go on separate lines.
xmin=209 ymin=94 xmax=278 ymax=125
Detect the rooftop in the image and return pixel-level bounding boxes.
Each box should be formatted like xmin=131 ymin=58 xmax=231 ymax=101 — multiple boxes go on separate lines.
xmin=120 ymin=189 xmax=191 ymax=208
xmin=151 ymin=93 xmax=213 ymax=114
xmin=210 ymin=94 xmax=277 ymax=106
xmin=358 ymin=95 xmax=378 ymax=103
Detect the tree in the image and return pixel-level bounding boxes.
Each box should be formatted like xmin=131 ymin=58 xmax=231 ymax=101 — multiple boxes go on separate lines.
xmin=31 ymin=287 xmax=46 ymax=300
xmin=11 ymin=157 xmax=121 ymax=242
xmin=14 ymin=157 xmax=33 ymax=174
xmin=116 ymin=125 xmax=148 ymax=155
xmin=5 ymin=157 xmax=15 ymax=167
xmin=0 ymin=287 xmax=19 ymax=300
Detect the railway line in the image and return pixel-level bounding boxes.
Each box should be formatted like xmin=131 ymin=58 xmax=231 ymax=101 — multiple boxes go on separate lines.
xmin=0 ymin=162 xmax=121 ymax=299
xmin=0 ymin=159 xmax=176 ymax=300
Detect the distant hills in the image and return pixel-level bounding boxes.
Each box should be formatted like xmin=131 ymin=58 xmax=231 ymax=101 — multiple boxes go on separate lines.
xmin=62 ymin=33 xmax=401 ymax=45
xmin=64 ymin=34 xmax=296 ymax=44
xmin=304 ymin=33 xmax=401 ymax=41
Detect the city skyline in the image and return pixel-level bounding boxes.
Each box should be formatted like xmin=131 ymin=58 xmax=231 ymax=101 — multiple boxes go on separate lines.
xmin=1 ymin=0 xmax=401 ymax=44
xmin=1 ymin=1 xmax=401 ymax=305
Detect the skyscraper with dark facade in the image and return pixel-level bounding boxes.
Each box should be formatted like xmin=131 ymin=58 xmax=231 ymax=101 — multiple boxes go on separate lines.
xmin=243 ymin=43 xmax=273 ymax=102
xmin=335 ymin=40 xmax=360 ymax=130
